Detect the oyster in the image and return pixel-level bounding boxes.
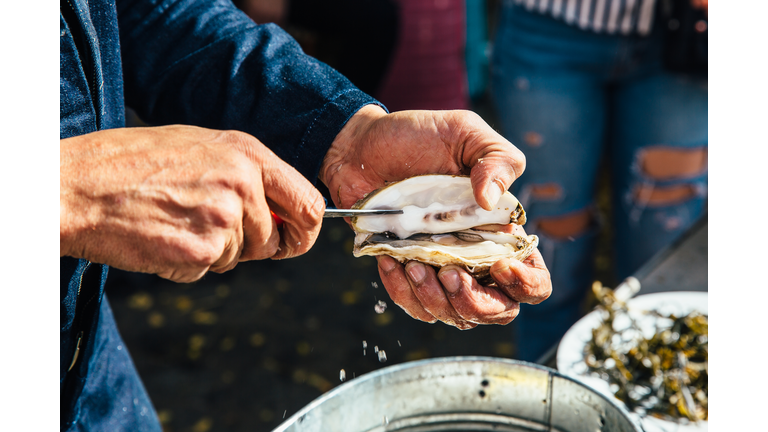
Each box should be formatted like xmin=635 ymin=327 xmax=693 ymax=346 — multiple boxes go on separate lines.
xmin=351 ymin=175 xmax=538 ymax=279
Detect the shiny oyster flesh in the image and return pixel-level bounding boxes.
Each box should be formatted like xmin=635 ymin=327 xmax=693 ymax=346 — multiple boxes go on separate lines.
xmin=351 ymin=175 xmax=539 ymax=279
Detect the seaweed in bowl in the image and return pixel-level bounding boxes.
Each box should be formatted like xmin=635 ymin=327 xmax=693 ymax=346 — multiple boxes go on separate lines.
xmin=584 ymin=282 xmax=708 ymax=423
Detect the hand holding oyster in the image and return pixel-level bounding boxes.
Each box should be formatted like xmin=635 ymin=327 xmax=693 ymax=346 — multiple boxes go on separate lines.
xmin=318 ymin=107 xmax=551 ymax=328
xmin=351 ymin=175 xmax=539 ymax=281
xmin=348 ymin=174 xmax=550 ymax=329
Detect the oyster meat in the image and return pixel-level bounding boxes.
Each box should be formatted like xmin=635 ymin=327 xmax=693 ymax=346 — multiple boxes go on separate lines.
xmin=351 ymin=175 xmax=538 ymax=278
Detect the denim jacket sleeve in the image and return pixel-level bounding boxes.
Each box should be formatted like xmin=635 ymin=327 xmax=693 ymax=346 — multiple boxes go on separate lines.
xmin=116 ymin=0 xmax=385 ymax=184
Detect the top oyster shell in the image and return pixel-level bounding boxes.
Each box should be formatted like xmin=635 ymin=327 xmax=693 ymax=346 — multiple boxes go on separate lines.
xmin=350 ymin=175 xmax=538 ymax=278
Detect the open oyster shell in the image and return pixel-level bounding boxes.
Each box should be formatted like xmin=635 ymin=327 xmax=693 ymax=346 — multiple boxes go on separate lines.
xmin=351 ymin=175 xmax=538 ymax=279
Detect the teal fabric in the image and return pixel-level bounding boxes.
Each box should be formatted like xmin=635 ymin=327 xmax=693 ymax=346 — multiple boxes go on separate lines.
xmin=465 ymin=0 xmax=489 ymax=100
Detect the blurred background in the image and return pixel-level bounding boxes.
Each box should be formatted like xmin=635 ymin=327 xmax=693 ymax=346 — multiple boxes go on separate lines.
xmin=113 ymin=0 xmax=707 ymax=430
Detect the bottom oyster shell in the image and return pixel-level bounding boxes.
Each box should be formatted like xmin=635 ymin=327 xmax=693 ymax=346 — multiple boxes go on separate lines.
xmin=354 ymin=229 xmax=539 ymax=279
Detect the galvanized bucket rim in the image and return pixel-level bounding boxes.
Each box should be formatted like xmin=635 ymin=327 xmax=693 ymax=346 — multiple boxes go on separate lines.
xmin=272 ymin=355 xmax=642 ymax=432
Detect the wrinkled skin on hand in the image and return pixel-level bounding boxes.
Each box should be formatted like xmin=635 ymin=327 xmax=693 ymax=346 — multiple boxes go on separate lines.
xmin=319 ymin=106 xmax=552 ymax=329
xmin=60 ymin=125 xmax=325 ymax=283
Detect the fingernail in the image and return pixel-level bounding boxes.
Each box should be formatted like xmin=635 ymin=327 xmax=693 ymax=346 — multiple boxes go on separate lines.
xmin=491 ymin=265 xmax=515 ymax=285
xmin=406 ymin=262 xmax=426 ymax=283
xmin=485 ymin=183 xmax=503 ymax=207
xmin=378 ymin=256 xmax=396 ymax=272
xmin=439 ymin=269 xmax=461 ymax=294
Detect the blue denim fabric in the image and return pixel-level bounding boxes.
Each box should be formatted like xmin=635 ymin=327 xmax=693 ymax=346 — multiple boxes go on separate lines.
xmin=61 ymin=258 xmax=112 ymax=430
xmin=491 ymin=3 xmax=707 ymax=361
xmin=72 ymin=296 xmax=162 ymax=432
xmin=61 ymin=0 xmax=383 ymax=429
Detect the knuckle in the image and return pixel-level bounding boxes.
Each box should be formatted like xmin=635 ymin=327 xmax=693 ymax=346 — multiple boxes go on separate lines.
xmin=463 ymin=109 xmax=483 ymax=125
xmin=182 ymin=235 xmax=226 ymax=268
xmin=505 ymin=308 xmax=520 ymax=322
xmin=164 ymin=267 xmax=207 ymax=284
xmin=512 ymin=149 xmax=526 ymax=176
xmin=454 ymin=320 xmax=476 ymax=330
xmin=220 ymin=129 xmax=257 ymax=148
xmin=305 ymin=190 xmax=326 ymax=224
xmin=263 ymin=233 xmax=280 ymax=257
xmin=291 ymin=186 xmax=325 ymax=228
xmin=196 ymin=195 xmax=243 ymax=231
xmin=218 ymin=130 xmax=265 ymax=168
xmin=188 ymin=245 xmax=220 ymax=268
xmin=390 ymin=296 xmax=406 ymax=308
xmin=501 ymin=311 xmax=518 ymax=324
xmin=526 ymin=275 xmax=552 ymax=304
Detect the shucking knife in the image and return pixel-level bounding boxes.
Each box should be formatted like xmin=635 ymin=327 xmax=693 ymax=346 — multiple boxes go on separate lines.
xmin=322 ymin=208 xmax=404 ymax=218
xmin=271 ymin=208 xmax=403 ymax=227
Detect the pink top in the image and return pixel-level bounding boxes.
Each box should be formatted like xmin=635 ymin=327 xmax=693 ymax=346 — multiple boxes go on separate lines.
xmin=376 ymin=0 xmax=469 ymax=112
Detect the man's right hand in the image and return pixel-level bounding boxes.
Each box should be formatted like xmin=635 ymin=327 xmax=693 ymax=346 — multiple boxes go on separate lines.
xmin=60 ymin=125 xmax=325 ymax=283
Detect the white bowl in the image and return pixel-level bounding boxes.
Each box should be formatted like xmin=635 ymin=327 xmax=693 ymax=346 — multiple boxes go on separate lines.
xmin=557 ymin=291 xmax=708 ymax=432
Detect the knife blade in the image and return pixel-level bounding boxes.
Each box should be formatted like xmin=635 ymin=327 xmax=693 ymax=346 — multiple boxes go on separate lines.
xmin=323 ymin=208 xmax=404 ymax=218
xmin=270 ymin=208 xmax=403 ymax=228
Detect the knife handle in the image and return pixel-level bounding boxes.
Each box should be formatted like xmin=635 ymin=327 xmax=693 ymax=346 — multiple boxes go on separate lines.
xmin=270 ymin=211 xmax=284 ymax=228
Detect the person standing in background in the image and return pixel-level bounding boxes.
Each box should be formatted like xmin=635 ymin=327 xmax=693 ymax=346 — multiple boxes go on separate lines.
xmin=374 ymin=0 xmax=470 ymax=111
xmin=490 ymin=0 xmax=708 ymax=361
xmin=237 ymin=0 xmax=472 ymax=111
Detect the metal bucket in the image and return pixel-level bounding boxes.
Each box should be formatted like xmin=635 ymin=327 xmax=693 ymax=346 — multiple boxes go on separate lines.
xmin=273 ymin=356 xmax=641 ymax=432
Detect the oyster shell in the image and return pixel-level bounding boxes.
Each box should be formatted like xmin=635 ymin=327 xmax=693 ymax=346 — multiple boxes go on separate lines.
xmin=351 ymin=175 xmax=538 ymax=278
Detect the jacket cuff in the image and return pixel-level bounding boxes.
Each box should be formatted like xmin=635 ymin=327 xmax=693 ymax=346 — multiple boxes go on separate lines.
xmin=292 ymin=89 xmax=387 ymax=185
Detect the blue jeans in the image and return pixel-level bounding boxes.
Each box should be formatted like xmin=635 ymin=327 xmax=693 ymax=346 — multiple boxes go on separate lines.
xmin=491 ymin=4 xmax=707 ymax=361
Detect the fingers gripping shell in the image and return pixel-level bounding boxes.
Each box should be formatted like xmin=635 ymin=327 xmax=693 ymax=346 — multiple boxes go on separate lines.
xmin=350 ymin=175 xmax=538 ymax=278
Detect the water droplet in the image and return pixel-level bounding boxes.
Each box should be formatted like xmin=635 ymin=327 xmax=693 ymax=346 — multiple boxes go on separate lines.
xmin=378 ymin=350 xmax=387 ymax=362
xmin=397 ymin=340 xmax=401 ymax=347
xmin=117 ymin=345 xmax=123 ymax=351
xmin=340 ymin=369 xmax=346 ymax=382
xmin=374 ymin=345 xmax=379 ymax=353
xmin=371 ymin=281 xmax=379 ymax=289
xmin=374 ymin=300 xmax=387 ymax=314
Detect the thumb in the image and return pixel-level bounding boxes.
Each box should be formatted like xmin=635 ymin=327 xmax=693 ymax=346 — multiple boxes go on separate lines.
xmin=261 ymin=154 xmax=325 ymax=260
xmin=462 ymin=122 xmax=526 ymax=210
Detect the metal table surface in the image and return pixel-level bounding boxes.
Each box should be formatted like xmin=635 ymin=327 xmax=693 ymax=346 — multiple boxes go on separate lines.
xmin=537 ymin=212 xmax=708 ymax=367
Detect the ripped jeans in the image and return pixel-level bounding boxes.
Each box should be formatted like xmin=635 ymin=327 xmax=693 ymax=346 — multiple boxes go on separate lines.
xmin=490 ymin=3 xmax=707 ymax=361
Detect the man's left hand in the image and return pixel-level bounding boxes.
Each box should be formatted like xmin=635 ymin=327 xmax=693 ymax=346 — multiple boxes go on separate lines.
xmin=319 ymin=106 xmax=552 ymax=329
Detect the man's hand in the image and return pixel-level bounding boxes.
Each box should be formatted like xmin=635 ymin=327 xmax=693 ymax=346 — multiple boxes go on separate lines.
xmin=319 ymin=106 xmax=552 ymax=328
xmin=61 ymin=125 xmax=325 ymax=283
